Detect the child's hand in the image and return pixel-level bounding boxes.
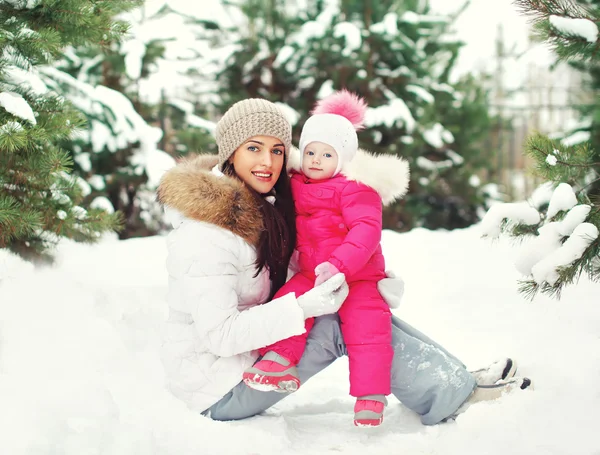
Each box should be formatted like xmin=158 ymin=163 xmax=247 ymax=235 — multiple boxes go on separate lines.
xmin=314 ymin=261 xmax=341 ymax=286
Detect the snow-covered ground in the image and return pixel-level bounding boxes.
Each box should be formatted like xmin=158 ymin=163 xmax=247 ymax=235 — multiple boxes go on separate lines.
xmin=1 ymin=226 xmax=599 ymax=455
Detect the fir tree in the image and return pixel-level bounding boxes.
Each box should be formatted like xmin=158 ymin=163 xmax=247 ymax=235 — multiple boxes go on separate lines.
xmin=482 ymin=0 xmax=599 ymax=299
xmin=0 ymin=0 xmax=139 ymax=261
xmin=218 ymin=0 xmax=498 ymax=230
xmin=49 ymin=1 xmax=217 ymax=238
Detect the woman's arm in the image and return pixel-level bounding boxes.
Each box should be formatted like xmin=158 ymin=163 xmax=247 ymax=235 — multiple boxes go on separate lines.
xmin=179 ymin=228 xmax=306 ymax=358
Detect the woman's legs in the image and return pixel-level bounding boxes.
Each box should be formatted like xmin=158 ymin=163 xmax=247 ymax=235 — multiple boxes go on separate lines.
xmin=205 ymin=315 xmax=343 ymax=421
xmin=205 ymin=314 xmax=475 ymax=424
xmin=388 ymin=315 xmax=476 ymax=425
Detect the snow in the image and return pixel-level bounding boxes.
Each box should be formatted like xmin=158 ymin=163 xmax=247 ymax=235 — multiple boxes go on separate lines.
xmin=370 ymin=13 xmax=398 ymax=36
xmin=121 ymin=39 xmax=146 ymax=80
xmin=423 ymin=123 xmax=453 ymax=148
xmin=186 ymin=114 xmax=216 ymax=132
xmin=546 ymin=183 xmax=577 ymax=219
xmin=333 ymin=22 xmax=362 ymax=56
xmin=1 ymin=227 xmax=599 ymax=454
xmin=531 ymin=223 xmax=599 ymax=285
xmin=480 ymin=202 xmax=541 ymax=238
xmin=32 ymin=66 xmax=165 ymax=187
xmin=275 ymin=102 xmax=301 ymax=126
xmin=561 ymin=130 xmax=591 ymax=147
xmin=365 ymin=97 xmax=416 ymax=132
xmin=514 ymin=222 xmax=563 ymax=276
xmin=401 ymin=11 xmax=448 ymax=25
xmin=406 ymin=84 xmax=435 ymax=104
xmin=530 ymin=182 xmax=555 ymax=207
xmin=469 ymin=175 xmax=481 ymax=187
xmin=0 ymin=91 xmax=36 ymax=125
xmin=545 ymin=154 xmax=558 ymax=166
xmin=483 ymin=184 xmax=596 ymax=288
xmin=0 ymin=0 xmax=40 ymax=9
xmin=90 ymin=196 xmax=115 ymax=214
xmin=75 ymin=152 xmax=92 ymax=173
xmin=557 ymin=204 xmax=592 ymax=237
xmin=72 ymin=206 xmax=88 ymax=220
xmin=144 ymin=150 xmax=176 ymax=188
xmin=0 ymin=120 xmax=23 ymax=133
xmin=549 ymin=15 xmax=599 ymax=44
xmin=88 ymin=175 xmax=105 ymax=190
xmin=416 ymin=156 xmax=454 ymax=172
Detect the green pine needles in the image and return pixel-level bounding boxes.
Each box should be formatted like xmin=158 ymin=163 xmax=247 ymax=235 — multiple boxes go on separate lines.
xmin=0 ymin=0 xmax=140 ymax=262
xmin=489 ymin=0 xmax=600 ymax=299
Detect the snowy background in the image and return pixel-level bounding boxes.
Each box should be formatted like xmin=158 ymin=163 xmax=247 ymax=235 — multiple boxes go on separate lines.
xmin=1 ymin=0 xmax=599 ymax=454
xmin=1 ymin=226 xmax=599 ymax=455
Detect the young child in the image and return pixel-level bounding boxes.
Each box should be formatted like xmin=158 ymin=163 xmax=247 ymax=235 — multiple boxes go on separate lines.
xmin=243 ymin=90 xmax=410 ymax=427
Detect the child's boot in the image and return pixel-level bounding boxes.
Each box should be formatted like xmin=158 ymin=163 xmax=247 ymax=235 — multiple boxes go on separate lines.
xmin=354 ymin=395 xmax=388 ymax=427
xmin=243 ymin=351 xmax=301 ymax=393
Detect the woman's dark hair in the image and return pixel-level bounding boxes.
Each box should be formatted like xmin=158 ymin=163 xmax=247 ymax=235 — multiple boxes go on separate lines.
xmin=222 ymin=156 xmax=296 ymax=299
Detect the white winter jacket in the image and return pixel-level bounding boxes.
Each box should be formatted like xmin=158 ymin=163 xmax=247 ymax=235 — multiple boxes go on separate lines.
xmin=157 ymin=155 xmax=306 ymax=413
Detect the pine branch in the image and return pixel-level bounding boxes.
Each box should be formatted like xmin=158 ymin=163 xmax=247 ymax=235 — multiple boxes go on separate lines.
xmin=513 ymin=0 xmax=599 ymax=61
xmin=0 ymin=0 xmax=141 ymax=261
xmin=523 ymin=133 xmax=598 ymax=187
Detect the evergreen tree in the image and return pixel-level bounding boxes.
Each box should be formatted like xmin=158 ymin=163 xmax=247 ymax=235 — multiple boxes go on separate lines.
xmin=0 ymin=0 xmax=138 ymax=261
xmin=218 ymin=0 xmax=498 ymax=230
xmin=482 ymin=0 xmax=599 ymax=299
xmin=48 ymin=1 xmax=218 ymax=237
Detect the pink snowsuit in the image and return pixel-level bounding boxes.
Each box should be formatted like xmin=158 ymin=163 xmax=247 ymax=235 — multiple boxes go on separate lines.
xmin=259 ymin=172 xmax=393 ymax=397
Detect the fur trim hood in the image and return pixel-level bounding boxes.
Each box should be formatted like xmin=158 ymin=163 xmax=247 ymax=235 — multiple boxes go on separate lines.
xmin=287 ymin=147 xmax=410 ymax=206
xmin=157 ymin=154 xmax=263 ymax=246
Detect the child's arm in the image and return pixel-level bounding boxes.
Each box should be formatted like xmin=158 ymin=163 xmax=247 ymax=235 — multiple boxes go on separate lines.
xmin=327 ymin=181 xmax=383 ymax=278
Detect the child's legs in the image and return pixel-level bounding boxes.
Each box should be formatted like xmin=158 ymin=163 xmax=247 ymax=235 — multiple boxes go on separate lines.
xmin=338 ymin=281 xmax=393 ymax=397
xmin=258 ymin=273 xmax=314 ymax=364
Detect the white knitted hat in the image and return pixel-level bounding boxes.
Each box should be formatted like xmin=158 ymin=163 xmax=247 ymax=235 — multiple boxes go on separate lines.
xmin=298 ymin=90 xmax=367 ymax=175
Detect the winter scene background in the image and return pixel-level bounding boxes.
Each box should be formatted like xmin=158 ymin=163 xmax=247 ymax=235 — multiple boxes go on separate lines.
xmin=1 ymin=0 xmax=599 ymax=454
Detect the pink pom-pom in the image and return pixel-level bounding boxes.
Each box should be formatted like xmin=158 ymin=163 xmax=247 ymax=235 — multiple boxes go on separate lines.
xmin=311 ymin=89 xmax=367 ymax=130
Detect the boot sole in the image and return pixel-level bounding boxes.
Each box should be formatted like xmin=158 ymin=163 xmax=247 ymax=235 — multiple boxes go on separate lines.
xmin=476 ymin=376 xmax=532 ymax=390
xmin=354 ymin=418 xmax=383 ymax=427
xmin=242 ymin=373 xmax=300 ymax=393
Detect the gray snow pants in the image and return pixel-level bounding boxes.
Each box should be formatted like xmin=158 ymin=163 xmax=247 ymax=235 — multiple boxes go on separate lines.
xmin=203 ymin=314 xmax=476 ymax=425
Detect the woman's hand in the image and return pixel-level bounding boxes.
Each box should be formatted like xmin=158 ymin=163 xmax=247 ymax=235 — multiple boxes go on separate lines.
xmin=297 ymin=273 xmax=349 ymax=318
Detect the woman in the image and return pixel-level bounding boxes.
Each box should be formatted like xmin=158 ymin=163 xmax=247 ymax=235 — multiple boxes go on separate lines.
xmin=157 ymin=98 xmax=531 ymax=426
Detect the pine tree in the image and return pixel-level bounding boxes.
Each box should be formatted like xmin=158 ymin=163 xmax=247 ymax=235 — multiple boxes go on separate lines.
xmin=0 ymin=0 xmax=139 ymax=261
xmin=481 ymin=0 xmax=599 ymax=299
xmin=46 ymin=1 xmax=220 ymax=238
xmin=218 ymin=0 xmax=498 ymax=231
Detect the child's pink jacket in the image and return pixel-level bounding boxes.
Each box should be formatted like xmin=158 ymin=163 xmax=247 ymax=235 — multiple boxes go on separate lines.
xmin=287 ymin=148 xmax=411 ymax=281
xmin=292 ymin=172 xmax=385 ymax=281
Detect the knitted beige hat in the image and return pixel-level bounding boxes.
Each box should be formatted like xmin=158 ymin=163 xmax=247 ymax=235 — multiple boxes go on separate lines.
xmin=214 ymin=99 xmax=292 ymax=168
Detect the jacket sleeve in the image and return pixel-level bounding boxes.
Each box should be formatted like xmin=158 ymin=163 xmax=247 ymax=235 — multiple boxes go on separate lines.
xmin=328 ymin=182 xmax=383 ymax=277
xmin=181 ymin=229 xmax=306 ymax=358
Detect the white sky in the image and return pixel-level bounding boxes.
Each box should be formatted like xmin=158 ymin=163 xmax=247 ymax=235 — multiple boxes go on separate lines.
xmin=430 ymin=0 xmax=554 ymax=82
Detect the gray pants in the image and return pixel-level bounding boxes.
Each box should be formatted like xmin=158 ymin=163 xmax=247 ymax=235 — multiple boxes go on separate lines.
xmin=204 ymin=314 xmax=476 ymax=425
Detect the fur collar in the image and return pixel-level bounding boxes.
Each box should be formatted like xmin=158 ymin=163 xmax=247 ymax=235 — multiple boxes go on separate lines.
xmin=157 ymin=154 xmax=263 ymax=247
xmin=287 ymin=147 xmax=410 ymax=206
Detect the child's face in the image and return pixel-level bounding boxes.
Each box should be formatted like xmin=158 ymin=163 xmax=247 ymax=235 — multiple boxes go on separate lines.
xmin=302 ymin=141 xmax=338 ymax=180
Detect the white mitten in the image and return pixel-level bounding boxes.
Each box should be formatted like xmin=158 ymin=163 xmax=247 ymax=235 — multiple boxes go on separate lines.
xmin=377 ymin=270 xmax=405 ymax=309
xmin=297 ymin=273 xmax=349 ymax=318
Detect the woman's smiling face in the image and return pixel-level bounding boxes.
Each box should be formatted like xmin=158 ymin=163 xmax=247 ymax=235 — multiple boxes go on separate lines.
xmin=230 ymin=135 xmax=286 ymax=194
